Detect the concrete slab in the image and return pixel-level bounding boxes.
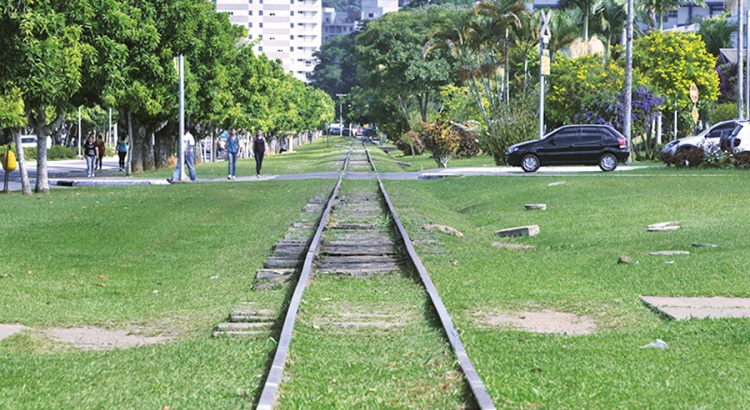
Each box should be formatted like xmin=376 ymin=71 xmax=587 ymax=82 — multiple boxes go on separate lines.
xmin=0 ymin=324 xmax=27 ymax=341
xmin=641 ymin=296 xmax=750 ymax=320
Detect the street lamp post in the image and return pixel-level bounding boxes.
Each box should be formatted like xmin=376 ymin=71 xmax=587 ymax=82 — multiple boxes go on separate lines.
xmin=336 ymin=93 xmax=347 ymax=144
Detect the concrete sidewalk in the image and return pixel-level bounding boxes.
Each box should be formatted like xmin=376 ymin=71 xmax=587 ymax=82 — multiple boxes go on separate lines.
xmin=2 ymin=161 xmax=654 ymax=192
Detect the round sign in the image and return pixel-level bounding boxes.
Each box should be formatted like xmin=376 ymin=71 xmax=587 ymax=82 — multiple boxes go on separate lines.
xmin=690 ymin=83 xmax=699 ymax=103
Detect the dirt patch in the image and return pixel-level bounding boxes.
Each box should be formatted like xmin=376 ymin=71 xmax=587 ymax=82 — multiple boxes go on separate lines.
xmin=0 ymin=324 xmax=27 ymax=342
xmin=45 ymin=326 xmax=175 ymax=350
xmin=476 ymin=309 xmax=597 ymax=335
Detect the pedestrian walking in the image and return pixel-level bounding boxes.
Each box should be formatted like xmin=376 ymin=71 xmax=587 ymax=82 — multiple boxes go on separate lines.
xmin=95 ymin=135 xmax=106 ymax=170
xmin=253 ymin=129 xmax=266 ymax=178
xmin=168 ymin=130 xmax=196 ymax=183
xmin=226 ymin=127 xmax=240 ymax=180
xmin=83 ymin=135 xmax=97 ymax=177
xmin=116 ymin=137 xmax=128 ymax=171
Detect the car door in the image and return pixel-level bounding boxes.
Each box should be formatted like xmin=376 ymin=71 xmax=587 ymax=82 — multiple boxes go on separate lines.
xmin=576 ymin=127 xmax=609 ymax=164
xmin=538 ymin=127 xmax=579 ymax=164
xmin=705 ymin=122 xmax=737 ymax=151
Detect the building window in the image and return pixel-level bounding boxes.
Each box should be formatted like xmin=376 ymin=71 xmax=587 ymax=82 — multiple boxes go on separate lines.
xmin=290 ymin=23 xmax=294 ymax=28
xmin=248 ymin=22 xmax=252 ymax=27
xmin=269 ymin=36 xmax=276 ymax=40
xmin=259 ymin=22 xmax=263 ymax=27
xmin=290 ymin=35 xmax=294 ymax=39
xmin=259 ymin=10 xmax=263 ymax=15
xmin=290 ymin=10 xmax=294 ymax=16
xmin=325 ymin=18 xmax=330 ymax=23
xmin=248 ymin=0 xmax=252 ymax=2
xmin=290 ymin=47 xmax=294 ymax=51
xmin=259 ymin=46 xmax=263 ymax=51
xmin=305 ymin=60 xmax=312 ymax=66
xmin=278 ymin=49 xmax=283 ymax=52
xmin=666 ymin=10 xmax=678 ymax=19
xmin=269 ymin=12 xmax=275 ymax=16
xmin=249 ymin=10 xmax=252 ymax=15
xmin=248 ymin=34 xmax=253 ymax=39
xmin=368 ymin=13 xmax=374 ymax=18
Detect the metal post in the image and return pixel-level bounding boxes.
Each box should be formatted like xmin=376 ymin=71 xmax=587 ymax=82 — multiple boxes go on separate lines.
xmin=624 ymin=0 xmax=634 ymax=163
xmin=674 ymin=100 xmax=678 ymax=138
xmin=505 ymin=28 xmax=510 ymax=105
xmin=746 ymin=9 xmax=749 ymax=119
xmin=108 ymin=108 xmax=112 ymax=147
xmin=539 ymin=11 xmax=551 ymax=139
xmin=178 ymin=55 xmax=185 ymax=181
xmin=77 ymin=106 xmax=82 ymax=157
xmin=739 ymin=0 xmax=745 ymax=119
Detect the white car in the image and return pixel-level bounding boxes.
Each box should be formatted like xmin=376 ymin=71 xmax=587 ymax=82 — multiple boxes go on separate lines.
xmin=726 ymin=121 xmax=750 ymax=153
xmin=660 ymin=120 xmax=740 ymax=165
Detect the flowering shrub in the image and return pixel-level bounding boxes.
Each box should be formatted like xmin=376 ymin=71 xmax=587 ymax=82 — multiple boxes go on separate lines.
xmin=701 ymin=147 xmax=734 ymax=169
xmin=453 ymin=125 xmax=480 ymax=158
xmin=421 ymin=121 xmax=460 ymax=168
xmin=395 ymin=130 xmax=425 ymax=156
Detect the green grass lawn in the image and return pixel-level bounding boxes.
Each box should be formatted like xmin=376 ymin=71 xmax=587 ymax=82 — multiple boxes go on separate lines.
xmin=3 ymin=155 xmax=750 ymax=408
xmin=384 ymin=172 xmax=750 ymax=408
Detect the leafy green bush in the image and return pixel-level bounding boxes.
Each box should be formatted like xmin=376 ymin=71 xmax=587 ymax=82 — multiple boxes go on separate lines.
xmin=707 ymin=103 xmax=738 ymax=125
xmin=23 ymin=147 xmax=37 ymax=160
xmin=734 ymin=152 xmax=750 ymax=169
xmin=480 ymin=98 xmax=537 ymax=165
xmin=48 ymin=145 xmax=76 ymax=160
xmin=672 ymin=146 xmax=705 ymax=168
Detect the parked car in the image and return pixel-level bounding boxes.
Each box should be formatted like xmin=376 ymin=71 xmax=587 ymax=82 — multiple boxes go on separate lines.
xmin=660 ymin=120 xmax=740 ymax=165
xmin=726 ymin=121 xmax=750 ymax=153
xmin=327 ymin=123 xmax=343 ymax=134
xmin=505 ymin=124 xmax=629 ymax=172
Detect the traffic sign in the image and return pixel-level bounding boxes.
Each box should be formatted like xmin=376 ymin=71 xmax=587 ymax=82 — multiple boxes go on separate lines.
xmin=689 ymin=83 xmax=699 ymax=103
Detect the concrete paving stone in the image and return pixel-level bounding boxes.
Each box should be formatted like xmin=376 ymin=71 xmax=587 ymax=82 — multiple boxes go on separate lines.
xmin=0 ymin=324 xmax=27 ymax=341
xmin=641 ymin=296 xmax=750 ymax=320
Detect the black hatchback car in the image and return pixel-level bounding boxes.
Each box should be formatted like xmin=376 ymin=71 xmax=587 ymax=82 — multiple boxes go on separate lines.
xmin=506 ymin=125 xmax=630 ymax=172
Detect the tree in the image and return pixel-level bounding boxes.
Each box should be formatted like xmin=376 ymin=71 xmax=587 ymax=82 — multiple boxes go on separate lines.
xmin=0 ymin=0 xmax=89 ymax=193
xmin=558 ymin=0 xmax=597 ymax=41
xmin=633 ymin=31 xmax=719 ymax=135
xmin=0 ymin=87 xmax=31 ymax=195
xmin=309 ymin=32 xmax=360 ymax=98
xmin=695 ymin=13 xmax=735 ymax=57
xmin=355 ymin=9 xmax=454 ymax=128
xmin=640 ymin=0 xmax=706 ymax=31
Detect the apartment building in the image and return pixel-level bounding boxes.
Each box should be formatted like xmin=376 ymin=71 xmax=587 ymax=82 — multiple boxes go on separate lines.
xmin=214 ymin=0 xmax=322 ymax=82
xmin=528 ymin=0 xmax=726 ymax=31
xmin=322 ymin=8 xmax=358 ymax=43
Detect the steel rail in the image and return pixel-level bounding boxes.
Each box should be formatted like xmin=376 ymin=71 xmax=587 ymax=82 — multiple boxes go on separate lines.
xmin=366 ymin=146 xmax=497 ymax=410
xmin=256 ymin=150 xmax=351 ymax=410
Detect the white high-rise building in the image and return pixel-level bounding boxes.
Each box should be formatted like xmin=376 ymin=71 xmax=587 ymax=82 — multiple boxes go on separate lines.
xmin=214 ymin=0 xmax=322 ymax=82
xmin=361 ymin=0 xmax=404 ymax=21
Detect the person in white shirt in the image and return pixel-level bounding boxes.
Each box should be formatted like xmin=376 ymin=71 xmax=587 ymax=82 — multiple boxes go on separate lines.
xmin=169 ymin=130 xmax=196 ymax=182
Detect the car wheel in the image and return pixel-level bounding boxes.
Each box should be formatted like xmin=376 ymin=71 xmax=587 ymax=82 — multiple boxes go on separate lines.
xmin=599 ymin=153 xmax=618 ymax=172
xmin=521 ymin=154 xmax=540 ymax=172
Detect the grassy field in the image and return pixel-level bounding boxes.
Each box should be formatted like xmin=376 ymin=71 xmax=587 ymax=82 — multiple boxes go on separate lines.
xmin=2 ymin=152 xmax=750 ymax=408
xmin=384 ymin=172 xmax=750 ymax=408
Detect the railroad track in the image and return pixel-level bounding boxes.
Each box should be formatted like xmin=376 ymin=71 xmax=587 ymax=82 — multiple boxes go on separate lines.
xmin=253 ymin=143 xmax=495 ymax=409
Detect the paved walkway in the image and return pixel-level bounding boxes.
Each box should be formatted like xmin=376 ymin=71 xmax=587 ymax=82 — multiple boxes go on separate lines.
xmin=1 ymin=158 xmax=654 ymax=191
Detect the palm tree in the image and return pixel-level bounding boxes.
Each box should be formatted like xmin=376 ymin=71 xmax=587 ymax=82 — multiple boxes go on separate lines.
xmin=592 ymin=0 xmax=628 ymax=61
xmin=640 ymin=0 xmax=707 ymax=30
xmin=558 ymin=0 xmax=599 ymax=40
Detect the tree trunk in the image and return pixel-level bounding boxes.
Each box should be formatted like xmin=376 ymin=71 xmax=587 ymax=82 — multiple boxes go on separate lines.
xmin=29 ymin=111 xmax=63 ymax=194
xmin=126 ymin=111 xmax=134 ymax=176
xmin=11 ymin=129 xmax=32 ymax=195
xmin=130 ymin=117 xmax=144 ymax=173
xmin=142 ymin=130 xmax=155 ymax=172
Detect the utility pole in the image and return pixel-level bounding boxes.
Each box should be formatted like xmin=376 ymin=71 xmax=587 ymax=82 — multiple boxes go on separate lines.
xmin=739 ymin=0 xmax=745 ymax=119
xmin=538 ymin=10 xmax=551 ymax=139
xmin=335 ymin=93 xmax=347 ymax=146
xmin=178 ymin=55 xmax=185 ymax=181
xmin=624 ymin=0 xmax=634 ymax=163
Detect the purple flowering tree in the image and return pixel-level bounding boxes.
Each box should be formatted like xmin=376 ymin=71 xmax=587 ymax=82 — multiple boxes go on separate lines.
xmin=574 ymin=86 xmax=664 ymax=159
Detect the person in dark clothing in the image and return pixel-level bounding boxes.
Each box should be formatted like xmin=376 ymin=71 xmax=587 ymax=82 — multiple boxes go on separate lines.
xmin=95 ymin=136 xmax=106 ymax=170
xmin=253 ymin=129 xmax=266 ymax=178
xmin=117 ymin=137 xmax=128 ymax=171
xmin=83 ymin=136 xmax=97 ymax=177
